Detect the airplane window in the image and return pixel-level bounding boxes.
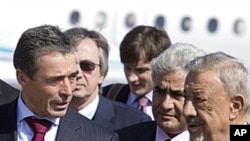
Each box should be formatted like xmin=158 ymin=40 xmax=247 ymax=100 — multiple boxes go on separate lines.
xmin=125 ymin=13 xmax=136 ymax=28
xmin=207 ymin=18 xmax=218 ymax=33
xmin=233 ymin=18 xmax=245 ymax=35
xmin=181 ymin=16 xmax=192 ymax=32
xmin=95 ymin=11 xmax=107 ymax=28
xmin=155 ymin=15 xmax=165 ymax=28
xmin=70 ymin=10 xmax=80 ymax=25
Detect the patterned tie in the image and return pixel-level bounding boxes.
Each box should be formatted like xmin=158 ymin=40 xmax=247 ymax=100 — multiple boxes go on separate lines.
xmin=137 ymin=96 xmax=148 ymax=113
xmin=25 ymin=117 xmax=52 ymax=141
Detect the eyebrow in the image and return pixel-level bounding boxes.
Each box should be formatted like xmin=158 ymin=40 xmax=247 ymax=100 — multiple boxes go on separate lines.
xmin=69 ymin=70 xmax=79 ymax=78
xmin=46 ymin=70 xmax=79 ymax=82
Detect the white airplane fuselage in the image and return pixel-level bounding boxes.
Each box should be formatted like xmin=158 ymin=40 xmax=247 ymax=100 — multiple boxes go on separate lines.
xmin=0 ymin=0 xmax=249 ymax=89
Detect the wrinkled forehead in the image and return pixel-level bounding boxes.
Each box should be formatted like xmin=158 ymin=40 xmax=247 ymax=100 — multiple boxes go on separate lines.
xmin=155 ymin=70 xmax=187 ymax=90
xmin=184 ymin=70 xmax=224 ymax=95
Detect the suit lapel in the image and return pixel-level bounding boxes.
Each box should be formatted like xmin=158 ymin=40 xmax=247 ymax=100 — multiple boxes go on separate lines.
xmin=0 ymin=97 xmax=18 ymax=141
xmin=137 ymin=121 xmax=157 ymax=141
xmin=55 ymin=108 xmax=83 ymax=141
xmin=93 ymin=95 xmax=114 ymax=129
xmin=0 ymin=132 xmax=17 ymax=141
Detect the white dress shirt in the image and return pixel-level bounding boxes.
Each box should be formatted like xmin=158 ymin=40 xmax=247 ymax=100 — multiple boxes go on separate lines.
xmin=78 ymin=94 xmax=99 ymax=119
xmin=17 ymin=94 xmax=60 ymax=141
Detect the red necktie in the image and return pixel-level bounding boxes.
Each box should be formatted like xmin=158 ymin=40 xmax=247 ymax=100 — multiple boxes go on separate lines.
xmin=137 ymin=96 xmax=148 ymax=113
xmin=25 ymin=117 xmax=52 ymax=141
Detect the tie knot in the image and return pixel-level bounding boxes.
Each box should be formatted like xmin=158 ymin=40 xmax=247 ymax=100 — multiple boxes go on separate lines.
xmin=25 ymin=117 xmax=52 ymax=134
xmin=137 ymin=96 xmax=148 ymax=106
xmin=137 ymin=96 xmax=148 ymax=113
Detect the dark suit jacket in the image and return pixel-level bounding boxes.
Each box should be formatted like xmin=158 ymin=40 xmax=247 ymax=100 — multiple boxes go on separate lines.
xmin=0 ymin=79 xmax=19 ymax=105
xmin=0 ymin=97 xmax=119 ymax=141
xmin=102 ymin=83 xmax=130 ymax=103
xmin=115 ymin=121 xmax=157 ymax=141
xmin=93 ymin=95 xmax=152 ymax=130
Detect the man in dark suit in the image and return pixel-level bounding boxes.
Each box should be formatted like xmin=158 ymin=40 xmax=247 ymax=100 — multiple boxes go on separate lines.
xmin=64 ymin=27 xmax=151 ymax=130
xmin=0 ymin=97 xmax=118 ymax=141
xmin=116 ymin=43 xmax=207 ymax=141
xmin=102 ymin=25 xmax=172 ymax=120
xmin=94 ymin=95 xmax=151 ymax=130
xmin=0 ymin=25 xmax=118 ymax=141
xmin=0 ymin=79 xmax=19 ymax=105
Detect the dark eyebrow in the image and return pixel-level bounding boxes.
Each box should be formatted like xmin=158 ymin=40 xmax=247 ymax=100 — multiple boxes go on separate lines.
xmin=46 ymin=75 xmax=64 ymax=82
xmin=46 ymin=70 xmax=79 ymax=82
xmin=69 ymin=70 xmax=79 ymax=78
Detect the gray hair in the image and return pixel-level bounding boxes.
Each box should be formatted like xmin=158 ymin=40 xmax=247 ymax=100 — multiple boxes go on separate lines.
xmin=151 ymin=42 xmax=207 ymax=79
xmin=64 ymin=27 xmax=110 ymax=93
xmin=64 ymin=27 xmax=110 ymax=78
xmin=185 ymin=51 xmax=250 ymax=112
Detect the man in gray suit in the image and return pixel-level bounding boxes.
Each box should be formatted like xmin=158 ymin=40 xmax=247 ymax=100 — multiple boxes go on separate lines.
xmin=0 ymin=25 xmax=119 ymax=141
xmin=64 ymin=27 xmax=151 ymax=130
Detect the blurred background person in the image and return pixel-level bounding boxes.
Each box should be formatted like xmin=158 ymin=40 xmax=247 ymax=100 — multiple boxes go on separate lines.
xmin=64 ymin=27 xmax=151 ymax=130
xmin=103 ymin=25 xmax=172 ymax=119
xmin=184 ymin=52 xmax=250 ymax=141
xmin=0 ymin=79 xmax=19 ymax=105
xmin=116 ymin=43 xmax=207 ymax=141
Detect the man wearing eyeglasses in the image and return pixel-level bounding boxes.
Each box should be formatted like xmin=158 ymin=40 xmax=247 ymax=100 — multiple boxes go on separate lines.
xmin=64 ymin=27 xmax=151 ymax=131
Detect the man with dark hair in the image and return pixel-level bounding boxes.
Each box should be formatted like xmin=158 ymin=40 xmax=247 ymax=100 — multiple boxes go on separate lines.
xmin=103 ymin=25 xmax=172 ymax=119
xmin=0 ymin=25 xmax=119 ymax=141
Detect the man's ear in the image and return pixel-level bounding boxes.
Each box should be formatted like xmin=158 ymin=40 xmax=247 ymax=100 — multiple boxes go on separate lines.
xmin=98 ymin=75 xmax=105 ymax=84
xmin=16 ymin=69 xmax=28 ymax=85
xmin=229 ymin=94 xmax=245 ymax=120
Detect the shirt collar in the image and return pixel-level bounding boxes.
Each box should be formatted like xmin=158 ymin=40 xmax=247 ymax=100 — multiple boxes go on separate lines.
xmin=78 ymin=94 xmax=99 ymax=119
xmin=17 ymin=93 xmax=60 ymax=125
xmin=155 ymin=125 xmax=190 ymax=141
xmin=127 ymin=90 xmax=153 ymax=105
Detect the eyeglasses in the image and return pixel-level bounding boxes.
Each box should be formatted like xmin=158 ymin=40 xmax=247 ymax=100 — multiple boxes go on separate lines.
xmin=79 ymin=60 xmax=100 ymax=72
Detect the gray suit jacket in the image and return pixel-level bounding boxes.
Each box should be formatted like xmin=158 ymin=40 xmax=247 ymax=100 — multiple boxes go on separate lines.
xmin=0 ymin=79 xmax=19 ymax=105
xmin=0 ymin=97 xmax=119 ymax=141
xmin=93 ymin=95 xmax=152 ymax=130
